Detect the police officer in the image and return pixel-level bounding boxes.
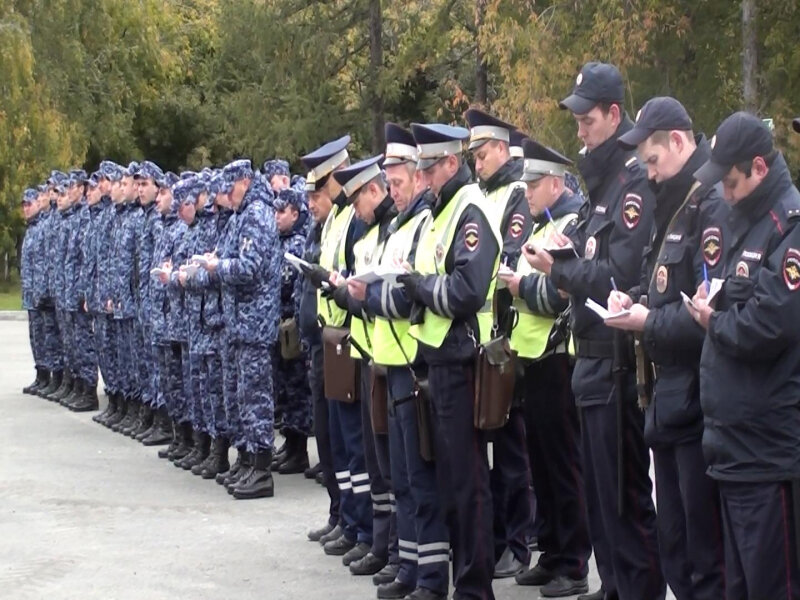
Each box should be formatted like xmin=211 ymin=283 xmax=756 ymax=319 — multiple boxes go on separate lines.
xmin=687 ymin=112 xmax=800 ymax=599
xmin=200 ymin=159 xmax=281 ymax=500
xmin=499 ymin=138 xmax=593 ymax=597
xmin=21 ymin=188 xmax=46 ymax=394
xmin=603 ymin=97 xmax=727 ymax=600
xmin=364 ymin=122 xmax=450 ymax=600
xmin=48 ymin=178 xmax=73 ymax=403
xmin=399 ymin=123 xmax=500 ymax=600
xmin=526 ymin=62 xmax=665 ymax=600
xmin=464 ymin=108 xmax=534 ymax=580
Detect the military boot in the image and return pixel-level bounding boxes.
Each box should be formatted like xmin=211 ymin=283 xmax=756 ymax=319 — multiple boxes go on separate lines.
xmin=130 ymin=405 xmax=154 ymax=439
xmin=225 ymin=451 xmax=251 ymax=491
xmin=38 ymin=369 xmax=62 ymax=399
xmin=50 ymin=369 xmax=73 ymax=402
xmin=94 ymin=392 xmax=118 ymax=424
xmin=105 ymin=394 xmax=128 ymax=429
xmin=181 ymin=432 xmax=211 ymax=471
xmin=123 ymin=403 xmax=148 ymax=437
xmin=271 ymin=437 xmax=289 ymax=471
xmin=34 ymin=370 xmax=52 ymax=397
xmin=217 ymin=448 xmax=244 ymax=485
xmin=278 ymin=432 xmax=310 ymax=475
xmin=157 ymin=420 xmax=180 ymax=458
xmin=113 ymin=398 xmax=139 ymax=433
xmin=198 ymin=437 xmax=230 ymax=479
xmin=142 ymin=408 xmax=173 ymax=446
xmin=169 ymin=422 xmax=194 ymax=462
xmin=232 ymin=451 xmax=275 ymax=499
xmin=71 ymin=382 xmax=99 ymax=413
xmin=63 ymin=378 xmax=84 ymax=409
xmin=23 ymin=367 xmax=48 ymax=395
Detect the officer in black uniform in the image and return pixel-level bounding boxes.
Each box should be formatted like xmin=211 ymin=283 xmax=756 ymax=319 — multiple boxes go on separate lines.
xmin=526 ymin=62 xmax=665 ymax=600
xmin=604 ymin=97 xmax=726 ymax=600
xmin=687 ymin=112 xmax=800 ymax=599
xmin=399 ymin=123 xmax=500 ymax=600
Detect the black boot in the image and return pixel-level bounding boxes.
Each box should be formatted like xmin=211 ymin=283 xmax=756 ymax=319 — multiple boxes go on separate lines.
xmin=157 ymin=420 xmax=180 ymax=458
xmin=131 ymin=405 xmax=154 ymax=438
xmin=199 ymin=437 xmax=231 ymax=479
xmin=169 ymin=422 xmax=194 ymax=462
xmin=71 ymin=382 xmax=99 ymax=413
xmin=105 ymin=394 xmax=128 ymax=429
xmin=278 ymin=431 xmax=310 ymax=475
xmin=181 ymin=432 xmax=211 ymax=471
xmin=123 ymin=403 xmax=148 ymax=437
xmin=38 ymin=369 xmax=62 ymax=399
xmin=113 ymin=398 xmax=139 ymax=433
xmin=23 ymin=367 xmax=48 ymax=395
xmin=232 ymin=451 xmax=274 ymax=499
xmin=95 ymin=392 xmax=118 ymax=424
xmin=217 ymin=448 xmax=244 ymax=485
xmin=50 ymin=369 xmax=73 ymax=402
xmin=142 ymin=408 xmax=173 ymax=446
xmin=63 ymin=378 xmax=85 ymax=409
xmin=304 ymin=462 xmax=322 ymax=480
xmin=271 ymin=436 xmax=289 ymax=471
xmin=225 ymin=451 xmax=251 ymax=491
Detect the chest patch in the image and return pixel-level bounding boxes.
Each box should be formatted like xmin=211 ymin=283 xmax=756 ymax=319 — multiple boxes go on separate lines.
xmin=783 ymin=248 xmax=800 ymax=291
xmin=702 ymin=227 xmax=722 ymax=267
xmin=735 ymin=261 xmax=750 ymax=278
xmin=622 ymin=194 xmax=642 ymax=230
xmin=584 ymin=236 xmax=597 ymax=260
xmin=655 ymin=265 xmax=668 ymax=293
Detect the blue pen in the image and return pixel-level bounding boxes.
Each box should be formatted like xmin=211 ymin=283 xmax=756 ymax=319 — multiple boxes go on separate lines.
xmin=545 ymin=207 xmax=580 ymax=257
xmin=702 ymin=263 xmax=710 ymax=293
xmin=610 ymin=276 xmax=618 ymax=292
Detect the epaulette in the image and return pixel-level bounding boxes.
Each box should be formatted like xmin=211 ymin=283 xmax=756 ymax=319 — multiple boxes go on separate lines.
xmin=624 ymin=156 xmax=638 ymax=170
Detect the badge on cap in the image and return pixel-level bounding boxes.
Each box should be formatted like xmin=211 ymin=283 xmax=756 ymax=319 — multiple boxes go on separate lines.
xmin=585 ymin=236 xmax=597 ymax=260
xmin=464 ymin=223 xmax=480 ymax=252
xmin=710 ymin=135 xmax=717 ymax=150
xmin=702 ymin=227 xmax=722 ymax=267
xmin=622 ymin=194 xmax=643 ymax=230
xmin=576 ymin=73 xmax=583 ymax=86
xmin=655 ymin=265 xmax=668 ymax=293
xmin=784 ymin=248 xmax=800 ymax=291
xmin=735 ymin=261 xmax=749 ymax=277
xmin=509 ymin=213 xmax=525 ymax=239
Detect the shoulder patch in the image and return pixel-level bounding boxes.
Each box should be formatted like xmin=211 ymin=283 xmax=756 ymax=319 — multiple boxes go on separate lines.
xmin=625 ymin=156 xmax=638 ymax=169
xmin=509 ymin=213 xmax=525 ymax=239
xmin=622 ymin=194 xmax=643 ymax=230
xmin=702 ymin=227 xmax=722 ymax=267
xmin=464 ymin=222 xmax=480 ymax=252
xmin=784 ymin=248 xmax=800 ymax=291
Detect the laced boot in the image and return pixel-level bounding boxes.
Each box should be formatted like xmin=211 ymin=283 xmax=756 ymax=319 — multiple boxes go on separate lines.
xmin=232 ymin=451 xmax=275 ymax=499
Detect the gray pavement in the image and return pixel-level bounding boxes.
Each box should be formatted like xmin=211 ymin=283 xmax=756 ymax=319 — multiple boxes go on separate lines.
xmin=0 ymin=319 xmax=618 ymax=599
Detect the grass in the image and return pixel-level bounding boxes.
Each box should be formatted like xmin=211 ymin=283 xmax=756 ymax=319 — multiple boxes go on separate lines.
xmin=0 ymin=281 xmax=22 ymax=310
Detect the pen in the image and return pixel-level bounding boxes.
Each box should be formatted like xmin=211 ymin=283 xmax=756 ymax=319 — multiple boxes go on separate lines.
xmin=703 ymin=263 xmax=710 ymax=294
xmin=610 ymin=276 xmax=618 ymax=292
xmin=544 ymin=207 xmax=580 ymax=257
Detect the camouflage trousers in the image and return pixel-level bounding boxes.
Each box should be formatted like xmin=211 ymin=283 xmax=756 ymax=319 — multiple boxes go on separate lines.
xmin=71 ymin=310 xmax=98 ymax=385
xmin=156 ymin=342 xmax=188 ymax=423
xmin=28 ymin=310 xmax=45 ymax=368
xmin=94 ymin=314 xmax=115 ymax=393
xmin=188 ymin=351 xmax=227 ymax=438
xmin=221 ymin=335 xmax=244 ymax=449
xmin=235 ymin=342 xmax=275 ymax=454
xmin=271 ymin=345 xmax=313 ymax=436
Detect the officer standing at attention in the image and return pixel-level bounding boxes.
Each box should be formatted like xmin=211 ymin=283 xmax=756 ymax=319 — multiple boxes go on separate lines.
xmin=687 ymin=112 xmax=800 ymax=599
xmin=499 ymin=138 xmax=592 ymax=597
xmin=604 ymin=97 xmax=726 ymax=600
xmin=21 ymin=189 xmax=46 ymax=394
xmin=400 ymin=123 xmax=500 ymax=600
xmin=526 ymin=62 xmax=665 ymax=600
xmin=464 ymin=108 xmax=534 ymax=580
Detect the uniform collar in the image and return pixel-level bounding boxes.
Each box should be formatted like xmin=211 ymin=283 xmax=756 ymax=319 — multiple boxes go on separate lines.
xmin=434 ymin=163 xmax=473 ymax=217
xmin=578 ymin=116 xmax=635 ymax=196
xmin=731 ymin=153 xmax=793 ymax=224
xmin=481 ymin=158 xmax=523 ymax=193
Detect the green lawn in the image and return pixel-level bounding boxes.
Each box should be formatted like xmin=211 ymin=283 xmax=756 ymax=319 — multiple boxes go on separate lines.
xmin=0 ymin=282 xmax=22 ymax=310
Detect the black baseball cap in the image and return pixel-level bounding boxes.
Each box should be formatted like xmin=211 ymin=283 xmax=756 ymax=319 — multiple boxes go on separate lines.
xmin=694 ymin=112 xmax=774 ymax=186
xmin=618 ymin=97 xmax=693 ymax=150
xmin=559 ymin=62 xmax=624 ymax=115
xmin=793 ymin=118 xmax=800 ymax=134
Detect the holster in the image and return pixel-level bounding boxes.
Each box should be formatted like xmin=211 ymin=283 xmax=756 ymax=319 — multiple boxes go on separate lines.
xmin=474 ymin=335 xmax=516 ymax=430
xmin=279 ymin=317 xmax=302 ymax=360
xmin=322 ymin=326 xmax=360 ymax=403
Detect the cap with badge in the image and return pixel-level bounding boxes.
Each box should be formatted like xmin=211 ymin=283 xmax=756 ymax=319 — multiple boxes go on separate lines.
xmin=333 ymin=155 xmax=383 ymax=198
xmin=509 ymin=130 xmax=527 ymax=159
xmin=559 ymin=62 xmax=624 ymax=115
xmin=262 ymin=159 xmax=290 ymax=181
xmin=384 ymin=123 xmax=418 ymax=166
xmin=520 ymin=139 xmax=573 ymax=182
xmin=222 ymin=159 xmax=254 ymax=183
xmin=411 ymin=123 xmax=469 ymax=170
xmin=464 ymin=109 xmax=514 ymax=150
xmin=618 ymin=97 xmax=693 ymax=150
xmin=22 ymin=188 xmax=38 ymax=206
xmin=693 ymin=111 xmax=774 ymax=186
xmin=301 ymin=135 xmax=351 ymax=192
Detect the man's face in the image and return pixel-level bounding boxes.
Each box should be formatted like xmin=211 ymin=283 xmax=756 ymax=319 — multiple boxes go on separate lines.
xmin=229 ymin=178 xmax=249 ymax=209
xmin=472 ymin=140 xmax=508 ymax=182
xmin=270 ymin=174 xmax=291 ymax=192
xmin=157 ymin=188 xmax=172 ymax=214
xmin=196 ymin=191 xmax=208 ymax=213
xmin=56 ymin=191 xmax=70 ymax=211
xmin=525 ymin=176 xmax=558 ymax=217
xmin=721 ymin=159 xmax=768 ymax=205
xmin=352 ymin=183 xmax=381 ymax=224
xmin=638 ymin=135 xmax=684 ymax=184
xmin=574 ymin=105 xmax=619 ymax=152
xmin=178 ymin=201 xmax=196 ymax=224
xmin=110 ymin=181 xmax=125 ymax=203
xmin=23 ymin=204 xmax=32 ymax=219
xmin=276 ymin=205 xmax=299 ymax=233
xmin=121 ymin=176 xmax=137 ymax=202
xmin=308 ymin=189 xmax=333 ymax=224
xmin=87 ymin=187 xmax=102 ymax=206
xmin=215 ymin=191 xmax=231 ymax=210
xmin=422 ymin=156 xmax=456 ymax=197
xmin=385 ymin=163 xmax=415 ymax=212
xmin=38 ymin=194 xmax=49 ymax=212
xmin=68 ymin=184 xmax=83 ymax=204
xmin=99 ymin=178 xmax=111 ymax=195
xmin=138 ymin=179 xmax=158 ymax=205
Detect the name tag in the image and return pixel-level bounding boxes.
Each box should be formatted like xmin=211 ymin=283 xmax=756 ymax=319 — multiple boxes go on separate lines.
xmin=594 ymin=205 xmax=607 ymax=215
xmin=741 ymin=249 xmax=762 ymax=261
xmin=666 ymin=233 xmax=683 ymax=243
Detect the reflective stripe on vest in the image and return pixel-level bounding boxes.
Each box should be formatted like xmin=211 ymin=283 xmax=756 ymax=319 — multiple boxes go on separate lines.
xmin=318 ymin=204 xmax=355 ymax=327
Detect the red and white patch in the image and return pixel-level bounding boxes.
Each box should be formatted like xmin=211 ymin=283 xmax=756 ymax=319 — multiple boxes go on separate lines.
xmin=509 ymin=213 xmax=525 ymax=239
xmin=655 ymin=265 xmax=668 ymax=293
xmin=584 ymin=236 xmax=597 ymax=260
xmin=464 ymin=223 xmax=480 ymax=252
xmin=735 ymin=261 xmax=749 ymax=278
xmin=783 ymin=248 xmax=800 ymax=291
xmin=702 ymin=227 xmax=722 ymax=267
xmin=622 ymin=194 xmax=643 ymax=230
xmin=435 ymin=243 xmax=445 ymax=263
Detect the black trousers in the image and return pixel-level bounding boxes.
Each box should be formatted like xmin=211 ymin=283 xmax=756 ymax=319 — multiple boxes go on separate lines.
xmin=309 ymin=343 xmax=340 ymax=525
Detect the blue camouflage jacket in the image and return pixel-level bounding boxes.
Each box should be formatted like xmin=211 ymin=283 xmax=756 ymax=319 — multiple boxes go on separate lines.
xmin=108 ymin=203 xmax=141 ymax=319
xmin=137 ymin=202 xmax=161 ymax=323
xmin=21 ymin=215 xmax=41 ymax=310
xmin=81 ymin=199 xmax=115 ymax=314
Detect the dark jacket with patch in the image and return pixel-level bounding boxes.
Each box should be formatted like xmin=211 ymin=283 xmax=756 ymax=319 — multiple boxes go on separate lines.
xmin=549 ymin=117 xmax=655 ymax=406
xmin=700 ymin=154 xmax=800 ymax=482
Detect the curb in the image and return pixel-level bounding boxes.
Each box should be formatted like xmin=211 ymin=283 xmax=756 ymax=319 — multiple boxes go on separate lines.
xmin=0 ymin=311 xmax=27 ymax=321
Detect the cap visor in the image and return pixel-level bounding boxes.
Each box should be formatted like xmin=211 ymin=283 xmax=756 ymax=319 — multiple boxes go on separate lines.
xmin=382 ymin=157 xmax=412 ymax=166
xmin=793 ymin=118 xmax=800 ymax=133
xmin=467 ymin=139 xmax=490 ymax=151
xmin=693 ymin=160 xmax=729 ymax=187
xmin=520 ymin=172 xmax=545 ymax=183
xmin=418 ymin=157 xmax=442 ymax=171
xmin=617 ymin=126 xmax=652 ymax=150
xmin=558 ymin=94 xmax=597 ymax=115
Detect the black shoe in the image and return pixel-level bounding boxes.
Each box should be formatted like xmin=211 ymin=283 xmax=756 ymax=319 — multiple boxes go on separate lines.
xmin=71 ymin=383 xmax=100 ymax=413
xmin=157 ymin=421 xmax=180 ymax=459
xmin=93 ymin=391 xmax=115 ymax=424
xmin=304 ymin=462 xmax=321 ymax=479
xmin=342 ymin=542 xmax=370 ymax=567
xmin=373 ymin=563 xmax=400 ymax=586
xmin=278 ymin=433 xmax=309 ymax=475
xmin=113 ymin=398 xmax=139 ymax=432
xmin=39 ymin=370 xmax=62 ymax=399
xmin=218 ymin=449 xmax=244 ymax=485
xmin=224 ymin=451 xmax=250 ymax=488
xmin=169 ymin=422 xmax=194 ymax=461
xmin=541 ymin=575 xmax=589 ymax=598
xmin=50 ymin=370 xmax=73 ymax=402
xmin=315 ymin=470 xmax=325 ymax=486
xmin=318 ymin=524 xmax=343 ymax=545
xmin=349 ymin=551 xmax=387 ymax=575
xmin=377 ymin=580 xmax=415 ymax=599
xmin=200 ymin=438 xmax=230 ymax=479
xmin=271 ymin=437 xmax=289 ymax=471
xmin=494 ymin=547 xmax=525 ymax=579
xmin=232 ymin=452 xmax=274 ymax=499
xmin=23 ymin=367 xmax=48 ymax=394
xmin=132 ymin=405 xmax=154 ymax=438
xmin=63 ymin=378 xmax=84 ymax=409
xmin=179 ymin=432 xmax=210 ymax=470
xmin=33 ymin=370 xmax=52 ymax=396
xmin=323 ymin=535 xmax=356 ymax=556
xmin=308 ymin=521 xmax=336 ymax=542
xmin=515 ymin=563 xmax=553 ymax=586
xmin=577 ymin=590 xmax=606 ymax=600
xmin=404 ymin=587 xmax=446 ymax=600
xmin=105 ymin=395 xmax=128 ymax=429
xmin=142 ymin=408 xmax=172 ymax=446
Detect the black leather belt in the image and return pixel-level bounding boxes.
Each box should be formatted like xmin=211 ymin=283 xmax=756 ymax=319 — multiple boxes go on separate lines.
xmin=575 ymin=338 xmax=614 ymax=359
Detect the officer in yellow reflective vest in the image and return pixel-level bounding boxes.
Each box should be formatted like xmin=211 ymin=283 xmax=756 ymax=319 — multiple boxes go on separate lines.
xmin=362 ymin=122 xmax=450 ymax=599
xmin=498 ymin=138 xmax=593 ymax=597
xmin=300 ymin=136 xmax=374 ymax=564
xmin=328 ymin=155 xmax=399 ymax=578
xmin=397 ymin=123 xmax=500 ymax=600
xmin=465 ymin=108 xmax=535 ymax=580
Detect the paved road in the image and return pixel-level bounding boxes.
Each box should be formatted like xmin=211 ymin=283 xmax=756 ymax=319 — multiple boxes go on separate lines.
xmin=1 ymin=318 xmax=659 ymax=599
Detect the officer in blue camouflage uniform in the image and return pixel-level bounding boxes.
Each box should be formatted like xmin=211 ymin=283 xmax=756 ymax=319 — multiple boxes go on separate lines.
xmin=21 ymin=188 xmax=47 ymax=394
xmin=271 ymin=187 xmax=313 ymax=474
xmin=199 ymin=159 xmax=281 ymax=500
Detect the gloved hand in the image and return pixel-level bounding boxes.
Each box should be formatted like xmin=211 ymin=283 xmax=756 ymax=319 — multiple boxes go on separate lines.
xmin=305 ymin=265 xmax=332 ymax=289
xmin=397 ymin=271 xmax=423 ymax=302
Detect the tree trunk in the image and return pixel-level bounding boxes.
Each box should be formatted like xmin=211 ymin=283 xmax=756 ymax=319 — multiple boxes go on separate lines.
xmin=741 ymin=0 xmax=758 ymax=112
xmin=474 ymin=0 xmax=488 ymax=106
xmin=368 ymin=0 xmax=385 ymax=154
